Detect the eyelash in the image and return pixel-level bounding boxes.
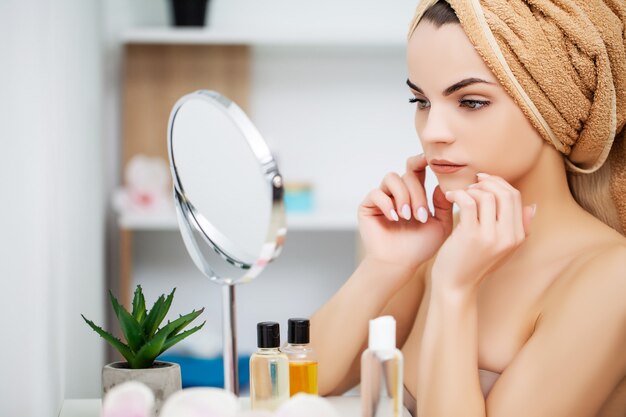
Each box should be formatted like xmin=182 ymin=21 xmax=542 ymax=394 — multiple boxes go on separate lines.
xmin=408 ymin=97 xmax=490 ymax=110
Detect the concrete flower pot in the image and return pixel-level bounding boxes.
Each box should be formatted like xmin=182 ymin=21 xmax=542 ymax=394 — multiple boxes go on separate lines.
xmin=102 ymin=361 xmax=182 ymax=414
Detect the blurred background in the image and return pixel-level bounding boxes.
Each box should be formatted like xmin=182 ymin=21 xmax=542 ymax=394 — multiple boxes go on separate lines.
xmin=0 ymin=0 xmax=433 ymax=415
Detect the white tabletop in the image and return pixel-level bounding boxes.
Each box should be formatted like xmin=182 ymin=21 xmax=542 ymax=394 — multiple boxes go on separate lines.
xmin=60 ymin=396 xmax=411 ymax=416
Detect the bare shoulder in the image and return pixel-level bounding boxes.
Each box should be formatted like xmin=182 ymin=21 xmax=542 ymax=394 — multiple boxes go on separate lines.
xmin=564 ymin=216 xmax=626 ymax=279
xmin=574 ymin=241 xmax=626 ymax=289
xmin=576 ymin=221 xmax=626 ymax=276
xmin=491 ymin=233 xmax=626 ymax=417
xmin=544 ymin=233 xmax=626 ymax=320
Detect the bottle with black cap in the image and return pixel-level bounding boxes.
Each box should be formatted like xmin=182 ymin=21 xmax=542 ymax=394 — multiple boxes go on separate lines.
xmin=249 ymin=321 xmax=289 ymax=410
xmin=281 ymin=318 xmax=318 ymax=396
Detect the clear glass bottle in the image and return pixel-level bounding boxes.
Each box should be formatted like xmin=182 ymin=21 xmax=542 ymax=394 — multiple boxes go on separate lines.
xmin=249 ymin=322 xmax=289 ymax=411
xmin=361 ymin=315 xmax=404 ymax=417
xmin=281 ymin=318 xmax=318 ymax=396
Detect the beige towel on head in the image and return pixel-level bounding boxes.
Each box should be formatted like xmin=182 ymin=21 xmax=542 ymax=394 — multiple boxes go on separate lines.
xmin=408 ymin=0 xmax=626 ymax=233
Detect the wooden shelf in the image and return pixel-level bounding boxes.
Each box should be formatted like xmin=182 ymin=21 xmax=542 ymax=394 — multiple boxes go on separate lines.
xmin=118 ymin=42 xmax=252 ymax=309
xmin=122 ymin=27 xmax=407 ymax=47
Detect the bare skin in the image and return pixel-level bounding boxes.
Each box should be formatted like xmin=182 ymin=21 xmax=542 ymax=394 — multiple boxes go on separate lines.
xmin=310 ymin=21 xmax=626 ymax=417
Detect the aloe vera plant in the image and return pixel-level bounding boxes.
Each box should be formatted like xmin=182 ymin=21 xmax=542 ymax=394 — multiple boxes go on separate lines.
xmin=82 ymin=285 xmax=205 ymax=369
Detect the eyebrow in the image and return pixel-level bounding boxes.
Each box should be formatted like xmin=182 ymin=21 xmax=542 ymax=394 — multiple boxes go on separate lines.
xmin=406 ymin=77 xmax=494 ymax=96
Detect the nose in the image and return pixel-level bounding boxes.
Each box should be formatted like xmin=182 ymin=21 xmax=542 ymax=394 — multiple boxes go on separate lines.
xmin=418 ymin=104 xmax=455 ymax=145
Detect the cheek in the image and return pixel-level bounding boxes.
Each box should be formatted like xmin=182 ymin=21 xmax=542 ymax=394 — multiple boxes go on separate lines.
xmin=427 ymin=105 xmax=544 ymax=193
xmin=466 ymin=102 xmax=543 ymax=180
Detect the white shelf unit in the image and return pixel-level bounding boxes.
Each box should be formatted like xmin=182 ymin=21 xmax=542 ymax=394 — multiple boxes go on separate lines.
xmin=117 ymin=27 xmax=397 ymax=235
xmin=118 ymin=210 xmax=357 ymax=231
xmin=114 ymin=24 xmax=417 ymax=354
xmin=121 ymin=27 xmax=407 ymax=47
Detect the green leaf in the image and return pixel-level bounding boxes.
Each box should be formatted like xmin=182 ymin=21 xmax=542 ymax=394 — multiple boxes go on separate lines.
xmin=160 ymin=321 xmax=205 ymax=355
xmin=143 ymin=288 xmax=175 ymax=338
xmin=155 ymin=308 xmax=204 ymax=340
xmin=109 ymin=291 xmax=145 ymax=353
xmin=170 ymin=307 xmax=205 ymax=337
xmin=141 ymin=294 xmax=164 ymax=337
xmin=131 ymin=286 xmax=146 ymax=323
xmin=81 ymin=314 xmax=135 ymax=364
xmin=155 ymin=288 xmax=176 ymax=331
xmin=129 ymin=328 xmax=169 ymax=369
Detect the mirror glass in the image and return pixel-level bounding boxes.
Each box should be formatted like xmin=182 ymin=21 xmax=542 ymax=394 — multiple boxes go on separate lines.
xmin=168 ymin=90 xmax=285 ymax=284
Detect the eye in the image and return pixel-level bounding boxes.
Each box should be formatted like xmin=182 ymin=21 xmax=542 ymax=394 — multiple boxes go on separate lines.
xmin=409 ymin=97 xmax=431 ymax=110
xmin=459 ymin=99 xmax=490 ymax=110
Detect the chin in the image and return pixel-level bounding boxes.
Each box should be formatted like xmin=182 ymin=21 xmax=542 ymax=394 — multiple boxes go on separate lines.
xmin=435 ymin=175 xmax=476 ymax=193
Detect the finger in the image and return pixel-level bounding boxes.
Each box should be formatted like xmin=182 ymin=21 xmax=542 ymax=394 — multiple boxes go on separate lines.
xmin=361 ymin=188 xmax=400 ymax=221
xmin=522 ymin=204 xmax=537 ymax=236
xmin=445 ymin=190 xmax=478 ymax=226
xmin=432 ymin=185 xmax=454 ymax=235
xmin=380 ymin=172 xmax=412 ymax=220
xmin=402 ymin=171 xmax=429 ymax=223
xmin=476 ymin=173 xmax=516 ymax=193
xmin=406 ymin=153 xmax=428 ymax=185
xmin=472 ymin=176 xmax=521 ymax=239
xmin=466 ymin=188 xmax=496 ymax=232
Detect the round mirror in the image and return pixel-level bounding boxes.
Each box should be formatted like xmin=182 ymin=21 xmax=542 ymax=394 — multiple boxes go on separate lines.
xmin=169 ymin=91 xmax=286 ymax=283
xmin=167 ymin=90 xmax=286 ymax=394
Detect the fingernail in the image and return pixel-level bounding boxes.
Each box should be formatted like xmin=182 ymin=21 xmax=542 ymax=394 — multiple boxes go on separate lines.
xmin=531 ymin=203 xmax=537 ymax=218
xmin=468 ymin=183 xmax=479 ymax=188
xmin=476 ymin=172 xmax=489 ymax=179
xmin=417 ymin=207 xmax=429 ymax=223
xmin=390 ymin=209 xmax=399 ymax=221
xmin=418 ymin=152 xmax=424 ymax=158
xmin=445 ymin=191 xmax=452 ymax=199
xmin=402 ymin=204 xmax=411 ymax=220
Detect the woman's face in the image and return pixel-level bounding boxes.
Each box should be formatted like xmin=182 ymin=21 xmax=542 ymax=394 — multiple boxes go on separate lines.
xmin=407 ymin=21 xmax=545 ymax=192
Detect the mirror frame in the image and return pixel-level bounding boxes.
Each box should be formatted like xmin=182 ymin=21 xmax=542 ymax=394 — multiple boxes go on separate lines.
xmin=167 ymin=90 xmax=286 ymax=285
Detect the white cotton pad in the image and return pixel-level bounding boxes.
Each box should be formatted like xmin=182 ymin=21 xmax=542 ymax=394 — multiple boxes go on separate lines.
xmin=274 ymin=394 xmax=341 ymax=417
xmin=237 ymin=411 xmax=274 ymax=417
xmin=102 ymin=381 xmax=155 ymax=417
xmin=159 ymin=387 xmax=240 ymax=417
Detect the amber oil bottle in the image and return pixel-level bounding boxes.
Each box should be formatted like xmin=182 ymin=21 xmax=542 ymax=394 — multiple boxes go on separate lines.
xmin=281 ymin=318 xmax=318 ymax=396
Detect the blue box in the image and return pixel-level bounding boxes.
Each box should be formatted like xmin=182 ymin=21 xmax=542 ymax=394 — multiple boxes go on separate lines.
xmin=284 ymin=183 xmax=314 ymax=213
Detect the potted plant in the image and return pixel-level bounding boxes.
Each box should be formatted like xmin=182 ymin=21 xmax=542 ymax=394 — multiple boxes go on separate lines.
xmin=82 ymin=285 xmax=205 ymax=413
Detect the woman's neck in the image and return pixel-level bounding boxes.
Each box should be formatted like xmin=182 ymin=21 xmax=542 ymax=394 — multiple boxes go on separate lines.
xmin=507 ymin=144 xmax=593 ymax=265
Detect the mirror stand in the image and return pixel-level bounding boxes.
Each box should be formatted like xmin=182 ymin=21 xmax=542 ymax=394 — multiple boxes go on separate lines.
xmin=222 ymin=284 xmax=238 ymax=394
xmin=173 ymin=189 xmax=242 ymax=395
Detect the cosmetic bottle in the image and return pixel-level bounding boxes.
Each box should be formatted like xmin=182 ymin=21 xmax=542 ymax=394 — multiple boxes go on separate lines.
xmin=361 ymin=315 xmax=404 ymax=417
xmin=281 ymin=318 xmax=318 ymax=396
xmin=249 ymin=322 xmax=289 ymax=411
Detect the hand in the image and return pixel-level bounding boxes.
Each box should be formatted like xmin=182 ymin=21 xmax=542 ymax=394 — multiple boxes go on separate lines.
xmin=431 ymin=173 xmax=536 ymax=293
xmin=358 ymin=154 xmax=454 ymax=276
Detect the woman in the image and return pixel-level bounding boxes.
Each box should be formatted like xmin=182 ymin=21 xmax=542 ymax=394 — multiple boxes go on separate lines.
xmin=310 ymin=1 xmax=626 ymax=416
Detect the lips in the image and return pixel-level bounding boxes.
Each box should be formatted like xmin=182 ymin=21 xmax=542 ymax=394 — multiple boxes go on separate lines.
xmin=428 ymin=159 xmax=467 ymax=174
xmin=430 ymin=164 xmax=466 ymax=174
xmin=429 ymin=158 xmax=463 ymax=166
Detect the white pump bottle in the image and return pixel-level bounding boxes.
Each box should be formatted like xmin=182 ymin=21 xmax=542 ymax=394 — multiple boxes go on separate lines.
xmin=361 ymin=315 xmax=404 ymax=417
